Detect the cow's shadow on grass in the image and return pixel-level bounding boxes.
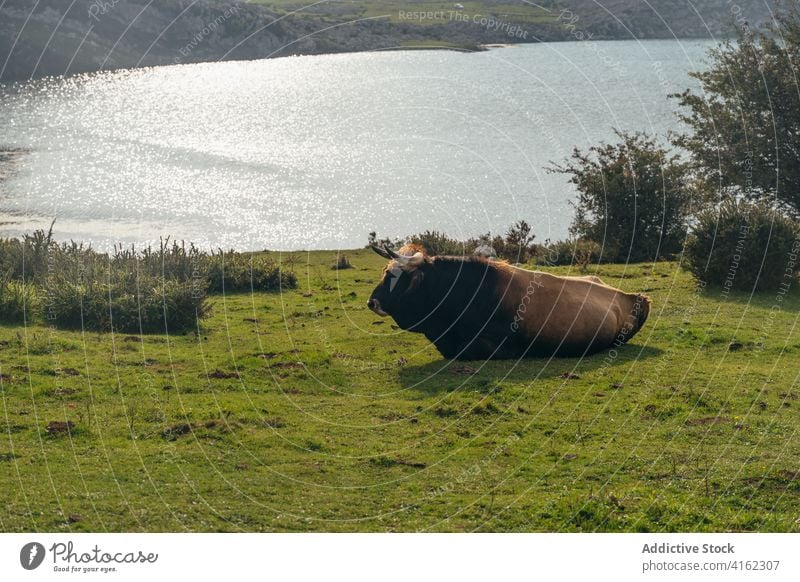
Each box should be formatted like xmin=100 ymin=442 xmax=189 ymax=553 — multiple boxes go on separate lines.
xmin=398 ymin=343 xmax=664 ymax=394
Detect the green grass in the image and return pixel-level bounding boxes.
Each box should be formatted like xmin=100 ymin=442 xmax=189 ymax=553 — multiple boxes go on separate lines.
xmin=1 ymin=248 xmax=799 ymax=532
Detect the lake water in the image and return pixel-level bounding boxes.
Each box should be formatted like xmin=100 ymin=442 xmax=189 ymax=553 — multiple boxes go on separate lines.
xmin=0 ymin=40 xmax=713 ymax=251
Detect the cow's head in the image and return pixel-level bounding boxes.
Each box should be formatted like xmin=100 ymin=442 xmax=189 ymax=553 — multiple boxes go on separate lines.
xmin=368 ymin=243 xmax=432 ymax=330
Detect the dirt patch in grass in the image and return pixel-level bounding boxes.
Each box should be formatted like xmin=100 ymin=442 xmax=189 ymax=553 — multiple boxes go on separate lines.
xmin=207 ymin=369 xmax=240 ymax=379
xmin=162 ymin=423 xmax=193 ymax=440
xmin=45 ymin=421 xmax=75 ymax=436
xmin=370 ymin=456 xmax=426 ymax=469
xmin=434 ymin=406 xmax=458 ymax=418
xmin=472 ymin=402 xmax=500 ymax=415
xmin=271 ymin=362 xmax=303 ymax=370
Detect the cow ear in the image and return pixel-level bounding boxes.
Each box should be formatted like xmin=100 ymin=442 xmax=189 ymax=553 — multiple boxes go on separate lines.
xmin=406 ymin=270 xmax=425 ymax=293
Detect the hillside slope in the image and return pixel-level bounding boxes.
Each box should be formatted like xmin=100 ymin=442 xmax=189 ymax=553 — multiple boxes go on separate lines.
xmin=0 ymin=0 xmax=779 ymax=81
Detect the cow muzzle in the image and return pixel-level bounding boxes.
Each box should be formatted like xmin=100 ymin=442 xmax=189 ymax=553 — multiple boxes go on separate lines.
xmin=368 ymin=298 xmax=388 ymax=316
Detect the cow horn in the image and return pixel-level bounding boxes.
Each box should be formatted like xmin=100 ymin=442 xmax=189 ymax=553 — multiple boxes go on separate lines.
xmin=385 ymin=245 xmax=424 ymax=269
xmin=370 ymin=244 xmax=393 ymax=259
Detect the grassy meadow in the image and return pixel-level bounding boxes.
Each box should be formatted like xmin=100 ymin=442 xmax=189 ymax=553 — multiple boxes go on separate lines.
xmin=1 ymin=247 xmax=799 ymax=532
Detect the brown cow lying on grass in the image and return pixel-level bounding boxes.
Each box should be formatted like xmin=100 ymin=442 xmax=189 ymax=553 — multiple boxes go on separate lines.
xmin=368 ymin=244 xmax=650 ymax=360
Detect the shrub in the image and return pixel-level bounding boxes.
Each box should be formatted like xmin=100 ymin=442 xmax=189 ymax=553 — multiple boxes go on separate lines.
xmin=0 ymin=279 xmax=36 ymax=323
xmin=550 ymin=131 xmax=692 ymax=262
xmin=46 ymin=275 xmax=209 ymax=333
xmin=0 ymin=238 xmax=24 ymax=280
xmin=0 ymin=224 xmax=57 ymax=284
xmin=205 ymin=251 xmax=296 ymax=293
xmin=500 ymin=220 xmax=536 ymax=263
xmin=367 ymin=231 xmax=405 ymax=250
xmin=409 ymin=230 xmax=475 ymax=256
xmin=118 ymin=238 xmax=204 ymax=282
xmin=0 ymin=229 xmax=297 ymax=330
xmin=535 ymin=239 xmax=603 ymax=267
xmin=407 ymin=224 xmax=535 ymax=262
xmin=331 ymin=254 xmax=352 ymax=270
xmin=684 ymin=200 xmax=800 ymax=292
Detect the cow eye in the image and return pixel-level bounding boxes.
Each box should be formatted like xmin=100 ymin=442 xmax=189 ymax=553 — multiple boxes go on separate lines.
xmin=388 ymin=267 xmax=403 ymax=292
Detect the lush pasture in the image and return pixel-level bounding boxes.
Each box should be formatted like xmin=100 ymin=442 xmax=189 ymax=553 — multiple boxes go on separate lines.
xmin=1 ymin=248 xmax=799 ymax=532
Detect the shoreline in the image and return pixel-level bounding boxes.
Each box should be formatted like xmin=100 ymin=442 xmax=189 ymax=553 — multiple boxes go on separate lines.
xmin=0 ymin=0 xmax=775 ymax=83
xmin=0 ymin=36 xmax=724 ymax=87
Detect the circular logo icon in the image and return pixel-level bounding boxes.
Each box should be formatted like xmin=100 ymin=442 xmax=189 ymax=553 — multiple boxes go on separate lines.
xmin=20 ymin=542 xmax=46 ymax=570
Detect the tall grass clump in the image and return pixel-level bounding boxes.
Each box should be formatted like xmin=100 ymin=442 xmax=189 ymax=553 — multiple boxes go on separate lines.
xmin=0 ymin=277 xmax=36 ymax=323
xmin=0 ymin=230 xmax=296 ymax=331
xmin=205 ymin=250 xmax=296 ymax=293
xmin=46 ymin=275 xmax=208 ymax=333
xmin=0 ymin=222 xmax=57 ymax=284
xmin=684 ymin=200 xmax=800 ymax=292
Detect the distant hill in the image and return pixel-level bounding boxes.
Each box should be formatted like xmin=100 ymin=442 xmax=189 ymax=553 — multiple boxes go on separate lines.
xmin=0 ymin=0 xmax=780 ymax=82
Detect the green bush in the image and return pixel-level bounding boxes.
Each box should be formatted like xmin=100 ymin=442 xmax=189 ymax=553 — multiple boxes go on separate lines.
xmin=205 ymin=251 xmax=296 ymax=293
xmin=550 ymin=131 xmax=692 ymax=262
xmin=535 ymin=239 xmax=603 ymax=267
xmin=0 ymin=239 xmax=24 ymax=281
xmin=0 ymin=230 xmax=296 ymax=330
xmin=407 ymin=222 xmax=535 ymax=262
xmin=500 ymin=220 xmax=536 ymax=263
xmin=46 ymin=275 xmax=209 ymax=333
xmin=409 ymin=231 xmax=476 ymax=256
xmin=0 ymin=279 xmax=36 ymax=323
xmin=0 ymin=225 xmax=57 ymax=284
xmin=331 ymin=254 xmax=352 ymax=270
xmin=684 ymin=200 xmax=800 ymax=291
xmin=0 ymin=232 xmax=297 ymax=293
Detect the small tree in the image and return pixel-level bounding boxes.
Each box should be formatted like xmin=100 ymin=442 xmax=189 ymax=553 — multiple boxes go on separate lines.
xmin=672 ymin=8 xmax=800 ymax=215
xmin=550 ymin=131 xmax=692 ymax=263
xmin=502 ymin=220 xmax=536 ymax=263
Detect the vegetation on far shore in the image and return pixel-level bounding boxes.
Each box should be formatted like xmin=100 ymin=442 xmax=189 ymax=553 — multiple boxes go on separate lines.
xmin=0 ymin=0 xmax=779 ymax=82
